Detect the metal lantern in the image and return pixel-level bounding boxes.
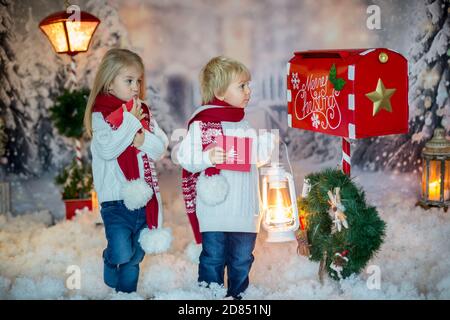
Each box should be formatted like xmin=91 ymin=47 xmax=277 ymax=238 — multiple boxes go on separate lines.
xmin=39 ymin=9 xmax=100 ymax=56
xmin=261 ymin=164 xmax=300 ymax=242
xmin=418 ymin=127 xmax=450 ymax=211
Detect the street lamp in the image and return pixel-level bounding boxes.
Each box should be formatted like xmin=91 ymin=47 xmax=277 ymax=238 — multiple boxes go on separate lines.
xmin=39 ymin=3 xmax=100 ymax=218
xmin=39 ymin=8 xmax=100 ymax=56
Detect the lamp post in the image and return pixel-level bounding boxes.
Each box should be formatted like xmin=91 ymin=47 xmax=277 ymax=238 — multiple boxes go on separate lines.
xmin=39 ymin=3 xmax=100 ymax=218
xmin=39 ymin=3 xmax=100 ymax=167
xmin=418 ymin=127 xmax=450 ymax=212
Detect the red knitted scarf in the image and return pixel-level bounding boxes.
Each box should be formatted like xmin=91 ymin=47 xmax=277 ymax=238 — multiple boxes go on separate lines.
xmin=182 ymin=98 xmax=244 ymax=243
xmin=93 ymin=93 xmax=159 ymax=229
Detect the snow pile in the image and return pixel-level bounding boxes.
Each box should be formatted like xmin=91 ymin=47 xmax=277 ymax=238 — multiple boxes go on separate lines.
xmin=1 ymin=165 xmax=450 ymax=299
xmin=0 ymin=209 xmax=109 ymax=299
xmin=9 ymin=276 xmax=66 ymax=300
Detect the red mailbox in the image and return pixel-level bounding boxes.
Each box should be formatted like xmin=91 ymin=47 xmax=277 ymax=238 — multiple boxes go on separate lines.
xmin=287 ymin=48 xmax=408 ymax=139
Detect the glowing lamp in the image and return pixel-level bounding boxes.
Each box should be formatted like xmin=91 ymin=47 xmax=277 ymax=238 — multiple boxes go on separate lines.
xmin=39 ymin=10 xmax=100 ymax=55
xmin=418 ymin=127 xmax=450 ymax=211
xmin=261 ymin=164 xmax=300 ymax=242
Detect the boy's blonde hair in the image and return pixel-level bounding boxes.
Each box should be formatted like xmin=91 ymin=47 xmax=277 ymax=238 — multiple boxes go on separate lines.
xmin=199 ymin=56 xmax=251 ymax=104
xmin=83 ymin=48 xmax=146 ymax=137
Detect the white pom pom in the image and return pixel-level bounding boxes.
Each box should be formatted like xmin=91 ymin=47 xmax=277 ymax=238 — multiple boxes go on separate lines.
xmin=184 ymin=241 xmax=202 ymax=264
xmin=138 ymin=227 xmax=172 ymax=254
xmin=197 ymin=173 xmax=229 ymax=206
xmin=121 ymin=179 xmax=153 ymax=211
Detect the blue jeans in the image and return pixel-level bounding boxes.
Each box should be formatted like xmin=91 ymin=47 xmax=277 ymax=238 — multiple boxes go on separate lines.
xmin=199 ymin=232 xmax=257 ymax=299
xmin=100 ymin=200 xmax=147 ymax=293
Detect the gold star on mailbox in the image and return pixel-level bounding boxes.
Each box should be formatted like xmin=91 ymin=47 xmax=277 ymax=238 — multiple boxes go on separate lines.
xmin=365 ymin=78 xmax=396 ymax=116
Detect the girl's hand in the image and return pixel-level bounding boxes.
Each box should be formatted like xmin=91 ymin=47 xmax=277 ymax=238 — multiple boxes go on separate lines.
xmin=208 ymin=147 xmax=226 ymax=165
xmin=132 ymin=131 xmax=145 ymax=148
xmin=123 ymin=97 xmax=145 ymax=121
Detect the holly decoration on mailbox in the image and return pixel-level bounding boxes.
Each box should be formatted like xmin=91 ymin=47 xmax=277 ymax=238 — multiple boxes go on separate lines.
xmin=329 ymin=64 xmax=346 ymax=91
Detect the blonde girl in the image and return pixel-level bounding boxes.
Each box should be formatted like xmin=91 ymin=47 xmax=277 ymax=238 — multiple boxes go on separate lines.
xmin=84 ymin=48 xmax=170 ymax=293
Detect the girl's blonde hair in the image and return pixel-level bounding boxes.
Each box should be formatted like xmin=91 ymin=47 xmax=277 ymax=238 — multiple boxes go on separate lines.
xmin=199 ymin=56 xmax=251 ymax=104
xmin=84 ymin=48 xmax=146 ymax=137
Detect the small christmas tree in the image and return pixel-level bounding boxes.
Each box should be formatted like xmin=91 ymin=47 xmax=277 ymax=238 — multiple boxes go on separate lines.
xmin=50 ymin=88 xmax=93 ymax=200
xmin=54 ymin=160 xmax=93 ymax=200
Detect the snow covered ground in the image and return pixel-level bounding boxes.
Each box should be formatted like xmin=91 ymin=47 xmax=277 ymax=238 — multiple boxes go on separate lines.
xmin=1 ymin=159 xmax=449 ymax=300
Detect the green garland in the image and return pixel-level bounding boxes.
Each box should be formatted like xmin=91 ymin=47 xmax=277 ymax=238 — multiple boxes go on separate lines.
xmin=298 ymin=168 xmax=386 ymax=280
xmin=49 ymin=88 xmax=90 ymax=139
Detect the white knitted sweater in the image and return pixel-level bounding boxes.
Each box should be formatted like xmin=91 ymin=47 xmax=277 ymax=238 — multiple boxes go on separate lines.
xmin=90 ymin=111 xmax=168 ymax=222
xmin=176 ymin=111 xmax=275 ymax=233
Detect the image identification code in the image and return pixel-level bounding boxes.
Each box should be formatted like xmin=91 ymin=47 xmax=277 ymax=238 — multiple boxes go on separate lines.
xmin=178 ymin=303 xmax=272 ymax=317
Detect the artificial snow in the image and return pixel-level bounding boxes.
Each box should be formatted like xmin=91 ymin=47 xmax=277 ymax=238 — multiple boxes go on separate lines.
xmin=184 ymin=242 xmax=202 ymax=264
xmin=1 ymin=161 xmax=449 ymax=300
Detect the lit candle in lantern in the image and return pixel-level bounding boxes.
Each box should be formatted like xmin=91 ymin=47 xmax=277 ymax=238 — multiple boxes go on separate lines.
xmin=418 ymin=127 xmax=450 ymax=211
xmin=428 ymin=179 xmax=441 ymax=201
xmin=267 ymin=185 xmax=294 ymax=225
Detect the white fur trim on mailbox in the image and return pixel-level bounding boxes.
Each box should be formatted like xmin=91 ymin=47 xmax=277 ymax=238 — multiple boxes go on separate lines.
xmin=138 ymin=227 xmax=172 ymax=254
xmin=287 ymin=89 xmax=292 ymax=102
xmin=360 ymin=49 xmax=375 ymax=55
xmin=347 ymin=65 xmax=355 ymax=80
xmin=197 ymin=173 xmax=229 ymax=206
xmin=184 ymin=241 xmax=202 ymax=264
xmin=348 ymin=123 xmax=356 ymax=139
xmin=121 ymin=179 xmax=153 ymax=211
xmin=348 ymin=94 xmax=355 ymax=110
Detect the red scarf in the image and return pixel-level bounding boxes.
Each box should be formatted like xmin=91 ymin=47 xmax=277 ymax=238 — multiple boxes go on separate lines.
xmin=182 ymin=98 xmax=244 ymax=243
xmin=93 ymin=93 xmax=159 ymax=229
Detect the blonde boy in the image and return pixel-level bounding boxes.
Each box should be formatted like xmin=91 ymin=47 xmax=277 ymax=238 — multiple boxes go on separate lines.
xmin=177 ymin=56 xmax=275 ymax=299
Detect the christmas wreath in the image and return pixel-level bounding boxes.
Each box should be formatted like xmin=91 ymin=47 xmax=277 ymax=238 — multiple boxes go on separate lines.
xmin=298 ymin=168 xmax=386 ymax=280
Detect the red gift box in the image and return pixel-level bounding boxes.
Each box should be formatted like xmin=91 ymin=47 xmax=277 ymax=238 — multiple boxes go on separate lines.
xmin=287 ymin=48 xmax=408 ymax=139
xmin=106 ymin=99 xmax=150 ymax=131
xmin=208 ymin=135 xmax=253 ymax=172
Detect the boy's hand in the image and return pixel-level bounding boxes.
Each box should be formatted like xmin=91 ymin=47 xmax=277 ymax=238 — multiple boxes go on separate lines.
xmin=208 ymin=147 xmax=226 ymax=165
xmin=132 ymin=131 xmax=145 ymax=148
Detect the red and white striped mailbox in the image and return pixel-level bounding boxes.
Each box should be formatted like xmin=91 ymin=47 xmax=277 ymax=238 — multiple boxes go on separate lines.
xmin=287 ymin=48 xmax=409 ymax=175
